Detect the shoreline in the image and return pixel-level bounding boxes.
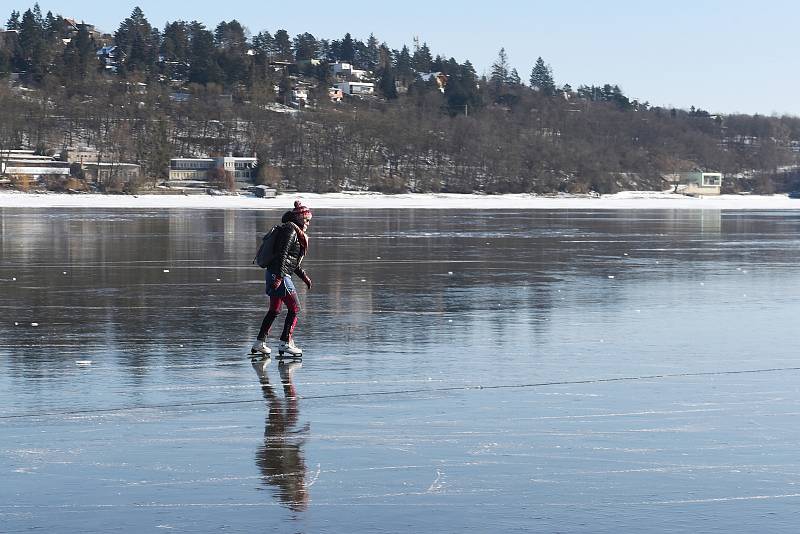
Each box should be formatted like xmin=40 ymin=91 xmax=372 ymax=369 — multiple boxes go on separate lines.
xmin=1 ymin=190 xmax=800 ymax=210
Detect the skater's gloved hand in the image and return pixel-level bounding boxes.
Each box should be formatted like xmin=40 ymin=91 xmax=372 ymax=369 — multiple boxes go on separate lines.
xmin=300 ymin=272 xmax=313 ymax=289
xmin=271 ymin=276 xmax=282 ymax=289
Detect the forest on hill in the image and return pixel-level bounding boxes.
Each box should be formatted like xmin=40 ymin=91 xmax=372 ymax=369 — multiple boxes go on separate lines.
xmin=1 ymin=4 xmax=799 ymax=194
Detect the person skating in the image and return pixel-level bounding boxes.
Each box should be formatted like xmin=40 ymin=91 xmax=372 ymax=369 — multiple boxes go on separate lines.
xmin=251 ymin=201 xmax=313 ymax=357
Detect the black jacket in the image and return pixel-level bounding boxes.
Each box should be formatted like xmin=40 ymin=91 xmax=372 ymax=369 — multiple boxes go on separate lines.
xmin=267 ymin=223 xmax=307 ymax=278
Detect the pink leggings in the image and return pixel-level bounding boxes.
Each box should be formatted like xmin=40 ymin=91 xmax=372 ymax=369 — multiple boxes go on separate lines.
xmin=257 ymin=293 xmax=300 ymax=342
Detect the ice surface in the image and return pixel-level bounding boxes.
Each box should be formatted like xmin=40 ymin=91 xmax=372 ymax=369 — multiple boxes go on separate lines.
xmin=2 ymin=208 xmax=800 ymax=532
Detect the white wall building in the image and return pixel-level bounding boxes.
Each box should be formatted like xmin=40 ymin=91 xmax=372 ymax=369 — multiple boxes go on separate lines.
xmin=168 ymin=156 xmax=257 ymax=181
xmin=331 ymin=62 xmax=368 ymax=81
xmin=336 ymin=81 xmax=375 ymax=96
xmin=0 ymin=150 xmax=70 ymax=179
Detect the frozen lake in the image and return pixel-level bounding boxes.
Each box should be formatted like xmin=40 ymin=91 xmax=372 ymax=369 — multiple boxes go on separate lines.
xmin=3 ymin=208 xmax=800 ymax=533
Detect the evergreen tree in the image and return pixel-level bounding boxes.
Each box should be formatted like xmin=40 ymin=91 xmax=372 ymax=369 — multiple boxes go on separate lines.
xmin=340 ymin=32 xmax=355 ymax=62
xmin=378 ymin=43 xmax=392 ymax=70
xmin=489 ymin=47 xmax=509 ymax=89
xmin=445 ymin=60 xmax=481 ymax=115
xmin=317 ymin=38 xmax=331 ymax=61
xmin=188 ymin=22 xmax=221 ymax=84
xmin=293 ymin=32 xmax=319 ymax=61
xmin=529 ymin=56 xmax=555 ymax=95
xmin=18 ymin=8 xmax=48 ymax=81
xmin=61 ymin=23 xmax=95 ymax=83
xmin=6 ymin=11 xmax=21 ymax=30
xmin=394 ymin=45 xmax=413 ymax=81
xmin=363 ymin=33 xmax=379 ymax=70
xmin=378 ymin=65 xmax=398 ymax=99
xmin=273 ymin=29 xmax=292 ymax=61
xmin=31 ymin=3 xmax=43 ymax=28
xmin=214 ymin=20 xmax=247 ymax=52
xmin=43 ymin=11 xmax=57 ymax=39
xmin=252 ymin=30 xmax=274 ymax=57
xmin=430 ymin=54 xmax=446 ymax=73
xmin=412 ymin=41 xmax=432 ymax=72
xmin=508 ymin=67 xmax=521 ymax=86
xmin=115 ymin=7 xmax=158 ymax=74
xmin=161 ymin=21 xmax=190 ymax=79
xmin=213 ymin=20 xmax=248 ymax=85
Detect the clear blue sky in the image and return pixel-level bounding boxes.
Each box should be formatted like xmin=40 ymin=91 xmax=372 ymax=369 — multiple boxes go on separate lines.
xmin=12 ymin=0 xmax=797 ymax=116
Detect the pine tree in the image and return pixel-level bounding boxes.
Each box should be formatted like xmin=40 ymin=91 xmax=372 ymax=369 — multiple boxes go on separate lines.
xmin=378 ymin=65 xmax=398 ymax=99
xmin=273 ymin=29 xmax=292 ymax=61
xmin=412 ymin=42 xmax=432 ymax=72
xmin=394 ymin=45 xmax=413 ymax=81
xmin=378 ymin=43 xmax=391 ymax=70
xmin=363 ymin=33 xmax=379 ymax=70
xmin=115 ymin=7 xmax=157 ymax=74
xmin=529 ymin=56 xmax=555 ymax=95
xmin=508 ymin=67 xmax=521 ymax=86
xmin=340 ymin=32 xmax=355 ymax=63
xmin=31 ymin=3 xmax=43 ymax=28
xmin=188 ymin=22 xmax=220 ymax=84
xmin=43 ymin=11 xmax=57 ymax=39
xmin=215 ymin=20 xmax=246 ymax=53
xmin=18 ymin=8 xmax=48 ymax=80
xmin=61 ymin=23 xmax=94 ymax=83
xmin=251 ymin=30 xmax=274 ymax=57
xmin=489 ymin=48 xmax=509 ymax=89
xmin=6 ymin=11 xmax=20 ymax=30
xmin=292 ymin=32 xmax=319 ymax=61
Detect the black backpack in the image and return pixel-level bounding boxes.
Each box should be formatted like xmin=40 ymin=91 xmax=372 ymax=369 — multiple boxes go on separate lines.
xmin=253 ymin=225 xmax=280 ymax=268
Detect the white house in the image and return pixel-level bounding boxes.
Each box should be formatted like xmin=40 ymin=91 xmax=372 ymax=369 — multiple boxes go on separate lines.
xmin=168 ymin=156 xmax=257 ymax=182
xmin=0 ymin=150 xmax=70 ymax=179
xmin=336 ymin=81 xmax=375 ymax=96
xmin=331 ymin=62 xmax=369 ymax=81
xmin=291 ymin=87 xmax=309 ymax=106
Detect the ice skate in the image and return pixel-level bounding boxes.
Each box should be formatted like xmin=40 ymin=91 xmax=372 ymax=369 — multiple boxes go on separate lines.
xmin=278 ymin=338 xmax=302 ymax=358
xmin=250 ymin=339 xmax=271 ymax=359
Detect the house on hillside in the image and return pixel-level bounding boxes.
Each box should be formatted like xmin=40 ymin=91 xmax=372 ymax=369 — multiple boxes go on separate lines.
xmin=336 ymin=81 xmax=374 ymax=96
xmin=331 ymin=62 xmax=369 ymax=81
xmin=329 ymin=86 xmax=343 ymax=102
xmin=97 ymin=45 xmax=122 ymax=72
xmin=419 ymin=72 xmax=448 ymax=93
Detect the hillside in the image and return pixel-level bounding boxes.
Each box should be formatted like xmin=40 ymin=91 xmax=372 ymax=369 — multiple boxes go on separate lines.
xmin=1 ymin=5 xmax=799 ymax=194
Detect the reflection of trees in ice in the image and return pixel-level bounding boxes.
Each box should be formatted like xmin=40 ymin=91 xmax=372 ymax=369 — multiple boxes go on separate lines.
xmin=253 ymin=360 xmax=310 ymax=512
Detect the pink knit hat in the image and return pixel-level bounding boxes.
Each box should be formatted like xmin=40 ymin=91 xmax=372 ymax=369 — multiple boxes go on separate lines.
xmin=293 ymin=200 xmax=312 ymax=220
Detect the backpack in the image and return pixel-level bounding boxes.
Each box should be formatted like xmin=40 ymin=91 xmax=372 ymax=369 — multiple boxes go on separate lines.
xmin=253 ymin=225 xmax=280 ymax=268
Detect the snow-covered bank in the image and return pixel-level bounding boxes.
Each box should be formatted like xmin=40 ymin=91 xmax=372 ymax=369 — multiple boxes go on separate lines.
xmin=2 ymin=190 xmax=800 ymax=210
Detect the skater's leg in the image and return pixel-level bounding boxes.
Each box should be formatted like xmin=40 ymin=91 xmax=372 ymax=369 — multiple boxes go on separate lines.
xmin=256 ymin=297 xmax=283 ymax=340
xmin=279 ymin=293 xmax=300 ymax=342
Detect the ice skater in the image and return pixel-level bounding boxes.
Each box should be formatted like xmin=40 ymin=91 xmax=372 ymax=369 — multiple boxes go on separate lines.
xmin=251 ymin=201 xmax=313 ymax=358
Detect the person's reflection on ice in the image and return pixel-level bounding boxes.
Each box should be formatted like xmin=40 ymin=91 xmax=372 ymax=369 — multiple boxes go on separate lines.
xmin=253 ymin=359 xmax=309 ymax=511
